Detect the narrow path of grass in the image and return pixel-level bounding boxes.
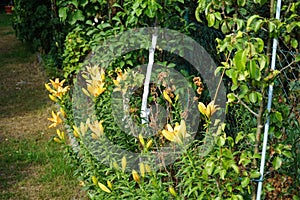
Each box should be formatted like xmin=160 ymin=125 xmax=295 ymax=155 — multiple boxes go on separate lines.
xmin=0 ymin=13 xmax=86 ymax=199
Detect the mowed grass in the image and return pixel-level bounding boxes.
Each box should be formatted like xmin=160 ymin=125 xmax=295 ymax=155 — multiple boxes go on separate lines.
xmin=0 ymin=13 xmax=86 ymax=199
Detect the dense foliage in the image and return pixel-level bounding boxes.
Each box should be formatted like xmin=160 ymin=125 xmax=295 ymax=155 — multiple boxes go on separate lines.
xmin=12 ymin=0 xmax=300 ymax=199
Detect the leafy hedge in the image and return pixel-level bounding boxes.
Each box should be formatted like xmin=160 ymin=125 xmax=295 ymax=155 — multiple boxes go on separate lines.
xmin=13 ymin=0 xmax=300 ymax=199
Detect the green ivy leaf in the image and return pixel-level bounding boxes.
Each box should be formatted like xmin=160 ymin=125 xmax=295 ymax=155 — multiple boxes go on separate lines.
xmin=249 ymin=60 xmax=261 ymax=80
xmin=205 ymin=160 xmax=215 ymax=175
xmin=227 ymin=93 xmax=236 ymax=103
xmin=291 ymin=38 xmax=298 ymax=49
xmin=219 ymin=169 xmax=226 ymax=180
xmin=250 ymin=171 xmax=261 ymax=178
xmin=246 ymin=15 xmax=261 ymax=31
xmin=207 ymin=13 xmax=215 ymax=27
xmin=241 ymin=177 xmax=250 ymax=188
xmin=249 ymin=92 xmax=257 ymax=104
xmin=58 ymin=7 xmax=67 ymax=22
xmin=234 ymin=50 xmax=247 ymax=71
xmin=272 ymin=156 xmax=282 ymax=170
xmin=237 ymin=0 xmax=246 ymax=7
xmin=235 ymin=132 xmax=244 ymax=144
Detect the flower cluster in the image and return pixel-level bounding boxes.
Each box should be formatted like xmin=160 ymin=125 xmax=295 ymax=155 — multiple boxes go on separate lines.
xmin=82 ymin=65 xmax=106 ymax=98
xmin=45 ymin=78 xmax=69 ymax=101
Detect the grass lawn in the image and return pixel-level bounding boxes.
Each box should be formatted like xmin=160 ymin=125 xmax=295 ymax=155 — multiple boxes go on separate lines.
xmin=0 ymin=12 xmax=86 ymax=199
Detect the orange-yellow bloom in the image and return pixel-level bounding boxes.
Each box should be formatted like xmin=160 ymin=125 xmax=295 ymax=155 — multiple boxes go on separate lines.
xmin=132 ymin=170 xmax=140 ymax=183
xmin=161 ymin=120 xmax=189 ymax=144
xmin=50 ymin=78 xmax=66 ymax=90
xmin=163 ymin=90 xmax=172 ymax=104
xmin=88 ymin=120 xmax=104 ymax=139
xmin=48 ymin=111 xmax=62 ymax=128
xmin=198 ymin=101 xmax=219 ymax=119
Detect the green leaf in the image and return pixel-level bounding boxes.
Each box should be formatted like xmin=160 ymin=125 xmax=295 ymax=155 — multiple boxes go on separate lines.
xmin=234 ymin=50 xmax=247 ymax=71
xmin=58 ymin=7 xmax=68 ymax=21
xmin=231 ymin=163 xmax=239 ymax=174
xmin=205 ymin=160 xmax=215 ymax=175
xmin=254 ymin=19 xmax=264 ymax=32
xmin=291 ymin=38 xmax=298 ymax=49
xmin=215 ymin=12 xmax=222 ymax=20
xmin=219 ymin=169 xmax=226 ymax=180
xmin=246 ymin=15 xmax=261 ymax=31
xmin=272 ymin=156 xmax=282 ymax=170
xmin=221 ymin=21 xmax=230 ymax=34
xmin=235 ymin=132 xmax=244 ymax=144
xmin=254 ymin=38 xmax=264 ymax=53
xmin=282 ymin=150 xmax=292 ymax=158
xmin=238 ymin=84 xmax=249 ymax=98
xmin=241 ymin=177 xmax=250 ymax=188
xmin=71 ymin=0 xmax=78 ymax=8
xmin=207 ymin=13 xmax=215 ymax=27
xmin=249 ymin=92 xmax=257 ymax=104
xmin=268 ymin=21 xmax=276 ymax=33
xmin=237 ymin=0 xmax=246 ymax=7
xmin=249 ymin=60 xmax=261 ymax=80
xmin=295 ymin=55 xmax=300 ymax=62
xmin=227 ymin=93 xmax=236 ymax=103
xmin=217 ymin=135 xmax=226 ymax=147
xmin=250 ymin=171 xmax=261 ymax=178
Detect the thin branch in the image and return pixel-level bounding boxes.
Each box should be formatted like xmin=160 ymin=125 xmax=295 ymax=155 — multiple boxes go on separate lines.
xmin=233 ymin=94 xmax=259 ymax=117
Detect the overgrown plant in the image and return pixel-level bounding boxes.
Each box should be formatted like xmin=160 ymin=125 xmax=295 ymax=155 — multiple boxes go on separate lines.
xmin=196 ymin=0 xmax=299 ymax=198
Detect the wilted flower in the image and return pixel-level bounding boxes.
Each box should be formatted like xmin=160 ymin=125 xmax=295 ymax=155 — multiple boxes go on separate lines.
xmin=198 ymin=101 xmax=219 ymax=119
xmin=161 ymin=120 xmax=190 ymax=144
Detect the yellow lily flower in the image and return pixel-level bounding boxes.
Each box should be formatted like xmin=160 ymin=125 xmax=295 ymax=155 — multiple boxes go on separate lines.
xmin=50 ymin=78 xmax=66 ymax=90
xmin=113 ymin=69 xmax=126 ymax=86
xmin=53 ymin=137 xmax=62 ymax=143
xmin=88 ymin=120 xmax=104 ymax=139
xmin=56 ymin=129 xmax=65 ymax=140
xmin=92 ymin=176 xmax=98 ymax=185
xmin=55 ymin=85 xmax=69 ymax=99
xmin=121 ymin=156 xmax=127 ymax=172
xmin=87 ymin=81 xmax=106 ymax=97
xmin=198 ymin=101 xmax=219 ymax=119
xmin=139 ymin=162 xmax=145 ymax=178
xmin=138 ymin=134 xmax=145 ymax=147
xmin=145 ymin=164 xmax=152 ymax=173
xmin=48 ymin=111 xmax=62 ymax=128
xmin=45 ymin=78 xmax=69 ymax=99
xmin=161 ymin=120 xmax=189 ymax=144
xmin=169 ymin=186 xmax=177 ymax=197
xmin=107 ymin=180 xmax=113 ymax=190
xmin=132 ymin=170 xmax=140 ymax=183
xmin=163 ymin=90 xmax=172 ymax=104
xmin=98 ymin=182 xmax=111 ymax=193
xmin=146 ymin=139 xmax=153 ymax=150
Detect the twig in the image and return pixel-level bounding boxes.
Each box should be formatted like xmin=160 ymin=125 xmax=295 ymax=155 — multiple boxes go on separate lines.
xmin=233 ymin=94 xmax=259 ymax=117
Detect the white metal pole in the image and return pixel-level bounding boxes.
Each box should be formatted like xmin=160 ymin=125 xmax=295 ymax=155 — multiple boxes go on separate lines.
xmin=256 ymin=0 xmax=282 ymax=199
xmin=141 ymin=28 xmax=158 ymax=125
